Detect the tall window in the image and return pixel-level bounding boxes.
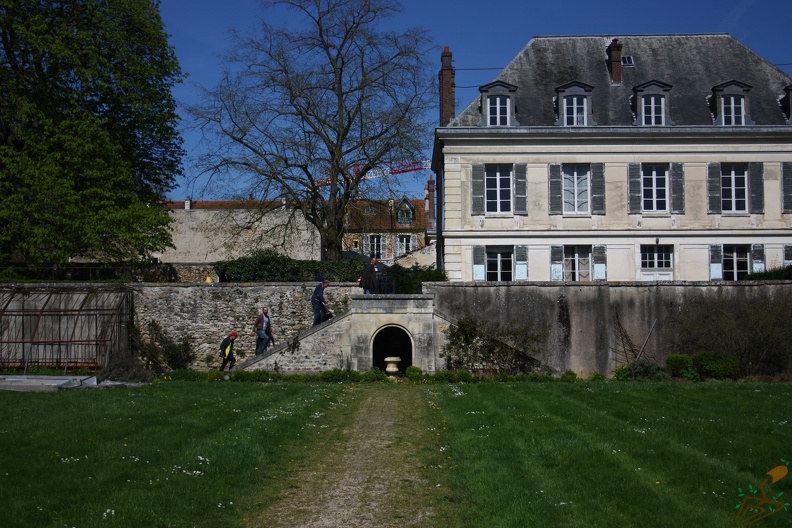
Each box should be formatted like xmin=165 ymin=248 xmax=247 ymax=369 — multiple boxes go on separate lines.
xmin=642 ymin=164 xmax=668 ymax=212
xmin=395 ymin=235 xmax=413 ymax=257
xmin=642 ymin=95 xmax=665 ymax=125
xmin=722 ymin=95 xmax=745 ymax=126
xmin=369 ymin=235 xmax=383 ymax=259
xmin=641 ymin=245 xmax=673 ymax=269
xmin=486 ymin=248 xmax=513 ymax=281
xmin=564 ymin=246 xmax=591 ymax=282
xmin=488 ymin=95 xmax=509 ymax=126
xmin=485 ymin=164 xmax=512 ymax=213
xmin=563 ymin=164 xmax=589 ymax=213
xmin=723 ymin=245 xmax=749 ymax=280
xmin=397 ymin=203 xmax=413 ymax=225
xmin=721 ymin=163 xmax=747 ymax=212
xmin=565 ymin=95 xmax=587 ymax=126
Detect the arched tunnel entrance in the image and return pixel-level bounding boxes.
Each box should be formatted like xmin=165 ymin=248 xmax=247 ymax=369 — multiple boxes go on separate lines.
xmin=372 ymin=326 xmax=413 ymax=373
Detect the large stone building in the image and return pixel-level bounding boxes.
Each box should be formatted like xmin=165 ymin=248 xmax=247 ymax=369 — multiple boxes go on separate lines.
xmin=432 ymin=34 xmax=792 ymax=282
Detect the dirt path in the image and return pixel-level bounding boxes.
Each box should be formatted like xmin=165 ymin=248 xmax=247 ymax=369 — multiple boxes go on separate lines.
xmin=250 ymin=384 xmax=452 ymax=528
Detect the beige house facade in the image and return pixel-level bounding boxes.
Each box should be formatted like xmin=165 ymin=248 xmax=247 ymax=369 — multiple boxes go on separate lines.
xmin=432 ymin=35 xmax=792 ymax=282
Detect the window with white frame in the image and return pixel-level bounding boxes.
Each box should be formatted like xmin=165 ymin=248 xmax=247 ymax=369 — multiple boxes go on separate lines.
xmin=642 ymin=95 xmax=665 ymax=125
xmin=642 ymin=164 xmax=668 ymax=212
xmin=396 ymin=201 xmax=414 ymax=225
xmin=565 ymin=95 xmax=587 ymax=126
xmin=721 ymin=163 xmax=747 ymax=212
xmin=723 ymin=245 xmax=749 ymax=280
xmin=563 ymin=164 xmax=590 ymax=214
xmin=485 ymin=164 xmax=512 ymax=213
xmin=721 ymin=95 xmax=745 ymax=126
xmin=641 ymin=245 xmax=673 ymax=269
xmin=564 ymin=245 xmax=591 ymax=282
xmin=486 ymin=247 xmax=513 ymax=281
xmin=488 ymin=95 xmax=509 ymax=126
xmin=395 ymin=235 xmax=413 ymax=257
xmin=369 ymin=235 xmax=383 ymax=259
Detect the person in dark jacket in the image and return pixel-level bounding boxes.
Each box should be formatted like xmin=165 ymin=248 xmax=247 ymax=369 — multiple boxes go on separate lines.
xmin=311 ymin=280 xmax=330 ymax=326
xmin=252 ymin=306 xmax=273 ymax=355
xmin=360 ymin=257 xmax=378 ymax=294
xmin=219 ymin=331 xmax=238 ymax=371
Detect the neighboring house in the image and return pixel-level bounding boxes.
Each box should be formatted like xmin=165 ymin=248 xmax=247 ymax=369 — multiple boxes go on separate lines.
xmin=342 ymin=185 xmax=434 ymax=265
xmin=157 ymin=198 xmax=320 ymax=263
xmin=431 ymin=35 xmax=792 ymax=282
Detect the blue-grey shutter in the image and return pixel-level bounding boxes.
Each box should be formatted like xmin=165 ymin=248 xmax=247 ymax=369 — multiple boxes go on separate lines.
xmin=707 ymin=163 xmax=722 ymax=214
xmin=550 ymin=245 xmax=564 ymax=281
xmin=591 ymin=163 xmax=605 ymax=215
xmin=670 ymin=163 xmax=685 ymax=214
xmin=783 ymin=162 xmax=792 ymax=213
xmin=784 ymin=245 xmax=792 ymax=268
xmin=363 ymin=235 xmax=370 ymax=257
xmin=515 ymin=245 xmax=528 ymax=280
xmin=709 ymin=244 xmax=723 ymax=280
xmin=472 ymin=246 xmax=486 ymax=281
xmin=628 ymin=163 xmax=641 ymax=214
xmin=749 ymin=162 xmax=764 ymax=214
xmin=751 ymin=244 xmax=765 ymax=274
xmin=513 ymin=163 xmax=528 ymax=215
xmin=593 ymin=245 xmax=607 ymax=281
xmin=471 ymin=165 xmax=485 ymax=215
xmin=548 ymin=164 xmax=562 ymax=215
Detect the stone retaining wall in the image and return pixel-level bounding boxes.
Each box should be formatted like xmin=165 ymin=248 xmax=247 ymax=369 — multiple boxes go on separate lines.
xmin=131 ymin=282 xmax=359 ymax=369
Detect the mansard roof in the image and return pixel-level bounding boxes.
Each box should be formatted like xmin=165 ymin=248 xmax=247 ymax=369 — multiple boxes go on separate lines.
xmin=451 ymin=34 xmax=792 ymax=127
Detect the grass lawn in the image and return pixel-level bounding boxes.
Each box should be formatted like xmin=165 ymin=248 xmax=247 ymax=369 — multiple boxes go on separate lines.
xmin=427 ymin=382 xmax=792 ymax=528
xmin=0 ymin=381 xmax=346 ymax=528
xmin=1 ymin=380 xmax=790 ymax=527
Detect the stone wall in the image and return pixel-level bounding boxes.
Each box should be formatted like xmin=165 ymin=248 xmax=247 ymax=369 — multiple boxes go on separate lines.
xmin=422 ymin=280 xmax=792 ymax=375
xmin=131 ymin=282 xmax=359 ymax=369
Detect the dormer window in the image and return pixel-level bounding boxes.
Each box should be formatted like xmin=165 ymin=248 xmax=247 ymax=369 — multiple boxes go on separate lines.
xmin=478 ymin=80 xmax=519 ymax=127
xmin=554 ymin=81 xmax=595 ymax=127
xmin=396 ymin=198 xmax=414 ymax=225
xmin=710 ymin=81 xmax=753 ymax=126
xmin=632 ymin=80 xmax=673 ymax=126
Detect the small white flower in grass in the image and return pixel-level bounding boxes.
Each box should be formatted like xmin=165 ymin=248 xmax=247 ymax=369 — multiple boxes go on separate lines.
xmin=102 ymin=509 xmax=115 ymax=519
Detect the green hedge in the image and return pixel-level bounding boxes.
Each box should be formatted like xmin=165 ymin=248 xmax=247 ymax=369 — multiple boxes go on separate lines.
xmin=691 ymin=352 xmax=740 ymax=379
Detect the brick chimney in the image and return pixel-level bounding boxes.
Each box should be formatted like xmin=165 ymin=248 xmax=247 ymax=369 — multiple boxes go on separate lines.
xmin=439 ymin=46 xmax=455 ymax=126
xmin=424 ymin=175 xmax=435 ymax=229
xmin=606 ymin=38 xmax=623 ymax=84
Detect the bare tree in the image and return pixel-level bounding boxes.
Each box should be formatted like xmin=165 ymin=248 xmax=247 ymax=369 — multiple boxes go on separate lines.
xmin=190 ymin=0 xmax=436 ymax=260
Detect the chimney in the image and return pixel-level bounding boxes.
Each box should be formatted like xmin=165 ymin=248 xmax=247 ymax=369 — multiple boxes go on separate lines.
xmin=606 ymin=38 xmax=623 ymax=84
xmin=184 ymin=196 xmax=191 ymax=210
xmin=439 ymin=46 xmax=456 ymax=126
xmin=425 ymin=175 xmax=435 ymax=228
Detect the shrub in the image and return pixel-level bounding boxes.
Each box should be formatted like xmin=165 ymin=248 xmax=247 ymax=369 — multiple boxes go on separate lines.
xmin=524 ymin=372 xmax=554 ymax=383
xmin=587 ymin=371 xmax=607 ymax=382
xmin=361 ymin=367 xmax=388 ymax=383
xmin=405 ymin=365 xmax=424 ymax=381
xmin=691 ymin=352 xmax=740 ymax=379
xmin=613 ymin=365 xmax=630 ymax=381
xmin=454 ymin=369 xmax=474 ymax=383
xmin=680 ymin=368 xmax=701 ymax=382
xmin=666 ymin=354 xmax=693 ymax=377
xmin=626 ymin=358 xmax=671 ymax=381
xmin=135 ymin=320 xmax=195 ymax=373
xmin=560 ymin=370 xmax=578 ymax=383
xmin=387 ymin=263 xmax=447 ymax=294
xmin=213 ymin=249 xmax=361 ymax=283
xmin=430 ymin=370 xmax=457 ymax=383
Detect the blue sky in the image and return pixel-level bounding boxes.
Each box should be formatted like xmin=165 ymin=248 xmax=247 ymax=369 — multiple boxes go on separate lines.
xmin=159 ymin=0 xmax=792 ymax=200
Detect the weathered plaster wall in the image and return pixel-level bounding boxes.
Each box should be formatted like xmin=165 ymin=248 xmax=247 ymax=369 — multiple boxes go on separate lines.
xmin=422 ymin=281 xmax=792 ymax=375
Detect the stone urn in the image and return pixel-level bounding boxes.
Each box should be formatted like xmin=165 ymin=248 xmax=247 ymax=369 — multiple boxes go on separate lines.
xmin=384 ymin=356 xmax=401 ymax=379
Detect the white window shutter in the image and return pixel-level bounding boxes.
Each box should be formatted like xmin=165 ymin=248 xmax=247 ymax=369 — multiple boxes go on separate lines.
xmin=515 ymin=245 xmax=528 ymax=280
xmin=363 ymin=235 xmax=370 ymax=257
xmin=710 ymin=245 xmax=723 ymax=280
xmin=472 ymin=246 xmax=486 ymax=281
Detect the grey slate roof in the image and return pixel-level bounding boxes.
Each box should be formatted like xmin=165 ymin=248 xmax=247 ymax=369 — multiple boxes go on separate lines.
xmin=451 ymin=34 xmax=792 ymax=127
